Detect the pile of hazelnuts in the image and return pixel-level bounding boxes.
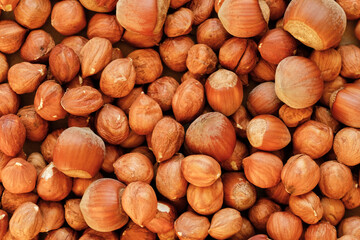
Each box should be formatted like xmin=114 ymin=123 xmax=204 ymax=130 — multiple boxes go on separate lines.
xmin=0 ymin=0 xmax=359 ymax=239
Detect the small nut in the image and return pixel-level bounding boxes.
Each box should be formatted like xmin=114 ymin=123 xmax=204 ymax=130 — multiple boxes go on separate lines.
xmin=0 ymin=20 xmax=27 ymax=54
xmin=17 ymin=105 xmax=48 ymax=142
xmin=87 ymin=13 xmax=123 ymax=43
xmin=1 ymin=190 xmax=39 ymax=214
xmin=247 ymin=82 xmax=282 ymax=116
xmin=266 ymin=212 xmax=303 ymax=240
xmin=208 ymin=208 xmax=243 ymax=239
xmin=44 ymin=227 xmax=77 ymax=240
xmin=341 ymin=178 xmax=360 ymax=209
xmin=0 ymin=53 xmax=8 ymax=83
xmin=338 ymin=44 xmax=360 ymax=79
xmin=231 ymin=105 xmax=251 ymax=138
xmin=304 ymin=221 xmax=337 ymax=240
xmin=174 ymin=211 xmax=210 ymax=240
xmin=265 ymin=181 xmax=291 ymax=205
xmin=116 ymin=86 xmax=143 ymax=114
xmin=144 ymin=201 xmax=177 ymax=234
xmin=314 ymin=106 xmax=341 ymax=133
xmin=147 ymin=76 xmax=179 ymax=111
xmin=248 ymin=198 xmax=281 ymax=231
xmin=61 ymin=36 xmax=88 ymax=57
xmin=321 ymin=197 xmax=345 ymax=226
xmin=40 ymin=129 xmax=64 ymax=163
xmin=309 ymin=48 xmax=342 ymax=82
xmin=79 ymin=0 xmax=117 ymax=12
xmin=289 ymin=191 xmax=323 ymax=224
xmin=186 ymin=44 xmax=217 ymax=75
xmin=0 ymin=83 xmax=20 ymax=117
xmin=120 ymin=221 xmax=156 ymax=240
xmin=64 ymin=199 xmax=88 ymax=231
xmin=321 ymin=76 xmax=346 ymax=106
xmin=188 ymin=0 xmax=214 ymax=25
xmin=122 ymin=30 xmax=163 ymax=48
xmin=0 ymin=210 xmax=8 ymax=240
xmin=334 ymin=127 xmax=360 ymax=166
xmin=196 ymin=18 xmax=230 ymax=51
xmin=27 ymin=152 xmax=46 ymax=175
xmin=220 ymin=140 xmax=248 ymax=171
xmin=38 ymin=200 xmax=65 ymax=233
xmin=338 ymin=216 xmax=360 ymax=238
xmin=278 ymin=104 xmax=313 ymax=128
xmin=0 ymin=114 xmax=26 ymax=157
xmin=20 ymin=30 xmax=55 ymax=62
xmin=164 ymin=7 xmax=194 ymax=37
xmin=14 ymin=0 xmax=51 ymax=29
xmin=250 ymin=58 xmax=276 ymax=82
xmin=119 ymin=129 xmax=145 ymax=149
xmin=265 ymin=0 xmax=286 ymax=20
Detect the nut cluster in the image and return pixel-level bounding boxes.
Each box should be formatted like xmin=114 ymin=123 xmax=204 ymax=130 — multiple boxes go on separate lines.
xmin=0 ymin=0 xmax=359 ymax=239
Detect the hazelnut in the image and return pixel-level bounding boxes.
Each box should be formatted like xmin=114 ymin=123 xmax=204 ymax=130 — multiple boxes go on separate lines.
xmin=9 ymin=202 xmax=42 ymax=240
xmin=113 ymin=152 xmax=154 ymax=184
xmin=265 ymin=0 xmax=286 ymax=20
xmin=14 ymin=0 xmax=51 ymax=29
xmin=310 ymin=48 xmax=342 ymax=82
xmin=231 ymin=105 xmax=251 ymax=138
xmin=174 ymin=211 xmax=210 ymax=240
xmin=218 ymin=0 xmax=269 ymax=37
xmin=72 ymin=172 xmax=102 ymax=197
xmin=305 ymin=221 xmax=337 ymax=240
xmin=222 ymin=172 xmax=257 ymax=211
xmin=66 ymin=75 xmax=94 ymax=89
xmin=0 ymin=115 xmax=26 ymax=157
xmin=258 ymin=28 xmax=297 ymax=64
xmin=34 ymin=80 xmax=67 ymax=121
xmin=147 ymin=76 xmax=179 ymax=111
xmin=27 ymin=152 xmax=46 ymax=175
xmin=321 ymin=197 xmax=345 ymax=226
xmin=185 ymin=112 xmax=236 ymax=162
xmin=79 ymin=0 xmax=117 ymax=12
xmin=8 ymin=62 xmax=47 ymax=94
xmin=129 ymin=92 xmax=163 ymax=135
xmin=49 ymin=44 xmax=80 ymax=85
xmin=336 ymin=0 xmax=360 ymax=19
xmin=172 ymin=79 xmax=205 ymax=123
xmin=243 ymin=152 xmax=283 ymax=188
xmin=53 ymin=127 xmax=105 ymax=178
xmin=266 ymin=212 xmax=303 ymax=240
xmin=181 ymin=71 xmax=207 ymax=84
xmin=293 ymin=120 xmax=333 ymax=159
xmin=321 ymin=76 xmax=346 ymax=106
xmin=333 ymin=127 xmax=360 ymax=166
xmin=0 ymin=0 xmax=18 ymax=11
xmin=248 ymin=234 xmax=271 ymax=240
xmin=51 ymin=0 xmax=86 ymax=36
xmin=1 ymin=190 xmax=38 ymax=214
xmin=314 ymin=106 xmax=341 ymax=133
xmin=181 ymin=154 xmax=221 ymax=187
xmin=265 ymin=181 xmax=291 ymax=205
xmin=186 ymin=44 xmax=217 ymax=75
xmin=17 ymin=105 xmax=48 ymax=142
xmin=20 ymin=30 xmax=55 ymax=62
xmin=341 ymin=178 xmax=360 ymax=209
xmin=196 ymin=18 xmax=230 ymax=51
xmin=246 ymin=114 xmax=291 ymax=151
xmin=281 ymin=154 xmax=321 ymax=196
xmin=38 ymin=200 xmax=65 ymax=233
xmin=61 ymin=86 xmax=104 ymax=116
xmin=64 ymin=199 xmax=88 ymax=231
xmin=170 ymin=0 xmax=190 ymax=8
xmin=144 ymin=201 xmax=177 ymax=234
xmin=219 ymin=38 xmax=259 ymax=75
xmin=116 ymin=0 xmax=169 ymax=35
xmin=278 ymin=104 xmax=313 ymax=128
xmin=164 ymin=7 xmax=194 ymax=37
xmin=156 ymin=154 xmax=188 ymax=200
xmin=67 ymin=115 xmax=92 ymax=128
xmin=100 ymin=58 xmax=136 ymax=98
xmin=220 ymin=140 xmax=248 ymax=171
xmin=205 ymin=69 xmax=243 ymax=116
xmin=101 ymin=144 xmax=122 ymax=173
xmin=338 ymin=216 xmax=360 ymax=238
xmin=250 ymin=58 xmax=276 ymax=82
xmin=188 ymin=0 xmax=214 ymax=25
xmin=275 ymin=56 xmax=324 ymax=109
xmin=289 ymin=191 xmax=323 ymax=224
xmin=40 ymin=129 xmax=64 ymax=162
xmin=158 ymin=228 xmax=177 ymax=240
xmin=37 ymin=162 xmax=72 ymax=201
xmin=0 ymin=83 xmax=20 ymax=117
xmin=45 ymin=228 xmax=77 ymax=240
xmin=119 ymin=130 xmax=146 ymax=149
xmin=208 ymin=208 xmax=242 ymax=239
xmin=121 ymin=181 xmax=157 ymax=227
xmin=95 ymin=104 xmax=129 ymax=145
xmin=61 ymin=36 xmax=89 ymax=58
xmin=120 ymin=221 xmax=156 ymax=240
xmin=80 ymin=178 xmax=128 ymax=232
xmin=319 ymin=160 xmax=353 ymax=199
xmin=247 ymin=82 xmax=282 ymax=116
xmin=79 ymin=37 xmax=112 ymax=78
xmin=248 ymin=198 xmax=281 ymax=231
xmin=0 ymin=20 xmax=27 ymax=54
xmin=0 ymin=53 xmax=8 ymax=83
xmin=127 ymin=49 xmax=163 ymax=85
xmin=159 ymin=36 xmax=195 ymax=72
xmin=116 ymin=86 xmax=143 ymax=114
xmin=228 ymin=218 xmax=255 ymax=240
xmin=283 ymin=0 xmax=346 ymax=50
xmin=338 ymin=44 xmax=360 ymax=79
xmin=131 ymin=146 xmax=155 ymax=164
xmin=330 ymin=83 xmax=360 ymax=128
xmin=122 ymin=30 xmax=163 ymax=48
xmin=87 ymin=14 xmax=123 ymax=43
xmin=0 ymin=210 xmax=8 ymax=240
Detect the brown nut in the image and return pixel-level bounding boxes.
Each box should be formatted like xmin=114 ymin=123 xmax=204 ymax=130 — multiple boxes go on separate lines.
xmin=0 ymin=20 xmax=27 ymax=54
xmin=305 ymin=221 xmax=337 ymax=240
xmin=61 ymin=86 xmax=104 ymax=116
xmin=14 ymin=0 xmax=51 ymax=29
xmin=51 ymin=0 xmax=86 ymax=36
xmin=116 ymin=86 xmax=143 ymax=114
xmin=9 ymin=202 xmax=42 ymax=240
xmin=79 ymin=0 xmax=117 ymax=12
xmin=243 ymin=152 xmax=283 ymax=188
xmin=321 ymin=197 xmax=345 ymax=226
xmin=265 ymin=0 xmax=286 ymax=20
xmin=174 ymin=211 xmax=210 ymax=240
xmin=208 ymin=208 xmax=242 ymax=240
xmin=144 ymin=201 xmax=177 ymax=234
xmin=310 ymin=48 xmax=342 ymax=82
xmin=127 ymin=48 xmax=163 ymax=85
xmin=289 ymin=191 xmax=323 ymax=224
xmin=338 ymin=217 xmax=360 ymax=239
xmin=159 ymin=36 xmax=194 ymax=72
xmin=122 ymin=30 xmax=163 ymax=48
xmin=231 ymin=105 xmax=251 ymax=138
xmin=61 ymin=36 xmax=89 ymax=58
xmin=40 ymin=129 xmax=63 ymax=163
xmin=79 ymin=37 xmax=112 ymax=78
xmin=45 ymin=228 xmax=77 ymax=240
xmin=8 ymin=62 xmax=46 ymax=94
xmin=250 ymin=58 xmax=277 ymax=83
xmin=95 ymin=104 xmax=129 ymax=145
xmin=64 ymin=199 xmax=88 ymax=231
xmin=17 ymin=105 xmax=48 ymax=142
xmin=334 ymin=127 xmax=360 ymax=166
xmin=248 ymin=198 xmax=281 ymax=231
xmin=0 ymin=83 xmax=20 ymax=117
xmin=314 ymin=106 xmax=340 ymax=134
xmin=119 ymin=129 xmax=145 ymax=149
xmin=186 ymin=44 xmax=217 ymax=75
xmin=321 ymin=76 xmax=346 ymax=107
xmin=27 ymin=152 xmax=46 ymax=175
xmin=72 ymin=172 xmax=102 ymax=197
xmin=156 ymin=154 xmax=188 ymax=200
xmin=20 ymin=30 xmax=55 ymax=62
xmin=0 ymin=53 xmax=8 ymax=83
xmin=196 ymin=18 xmax=229 ymax=51
xmin=147 ymin=76 xmax=179 ymax=111
xmin=338 ymin=44 xmax=360 ymax=79
xmin=87 ymin=14 xmax=123 ymax=43
xmin=120 ymin=221 xmax=156 ymax=240
xmin=220 ymin=140 xmax=248 ymax=171
xmin=121 ymin=181 xmax=157 ymax=227
xmin=278 ymin=104 xmax=313 ymax=128
xmin=0 ymin=210 xmax=8 ymax=240
xmin=38 ymin=200 xmax=65 ymax=233
xmin=170 ymin=0 xmax=190 ymax=8
xmin=342 ymin=178 xmax=360 ymax=209
xmin=228 ymin=218 xmax=255 ymax=240
xmin=1 ymin=189 xmax=38 ymax=214
xmin=0 ymin=0 xmax=18 ymax=11
xmin=266 ymin=212 xmax=303 ymax=240
xmin=113 ymin=152 xmax=154 ymax=184
xmin=34 ymin=80 xmax=67 ymax=121
xmin=319 ymin=160 xmax=353 ymax=199
xmin=281 ymin=154 xmax=320 ymax=196
xmin=164 ymin=7 xmax=194 ymax=37
xmin=0 ymin=114 xmax=26 ymax=157
xmin=266 ymin=181 xmax=291 ymax=205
